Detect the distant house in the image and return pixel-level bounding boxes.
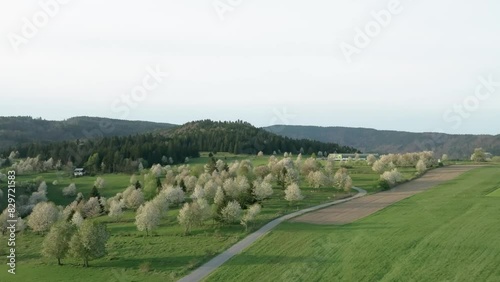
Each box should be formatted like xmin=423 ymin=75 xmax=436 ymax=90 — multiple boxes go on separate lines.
xmin=74 ymin=168 xmax=86 ymax=177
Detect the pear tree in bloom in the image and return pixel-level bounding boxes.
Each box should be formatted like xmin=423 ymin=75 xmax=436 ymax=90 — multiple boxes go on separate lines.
xmin=177 ymin=202 xmax=203 ymax=235
xmin=71 ymin=211 xmax=84 ymax=227
xmin=28 ymin=202 xmax=60 ymax=233
xmin=366 ymin=154 xmax=377 ymax=166
xmin=163 ymin=185 xmax=185 ymax=206
xmin=333 ymin=168 xmax=353 ymax=192
xmin=94 ymin=177 xmax=105 ymax=189
xmin=135 ymin=201 xmax=161 ymax=236
xmin=381 ymin=169 xmax=403 ymax=186
xmin=241 ymin=204 xmax=261 ymax=231
xmin=108 ymin=200 xmax=124 ymax=222
xmin=252 ymin=180 xmax=274 ymax=201
xmin=63 ymin=183 xmax=77 ymax=197
xmin=416 ymin=159 xmax=427 ymax=175
xmin=221 ymin=200 xmax=242 ymax=224
xmin=82 ymin=197 xmax=102 ymax=218
xmin=284 ymin=183 xmax=304 ymax=204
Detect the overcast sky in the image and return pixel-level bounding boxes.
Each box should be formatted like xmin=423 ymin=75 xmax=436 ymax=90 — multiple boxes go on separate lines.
xmin=1 ymin=0 xmax=499 ymax=134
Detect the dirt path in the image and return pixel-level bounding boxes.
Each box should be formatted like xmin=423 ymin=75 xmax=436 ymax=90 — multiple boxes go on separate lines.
xmin=291 ymin=165 xmax=479 ymax=225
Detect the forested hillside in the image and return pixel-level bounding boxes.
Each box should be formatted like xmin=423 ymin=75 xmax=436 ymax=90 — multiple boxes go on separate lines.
xmin=0 ymin=116 xmax=176 ymax=150
xmin=2 ymin=120 xmax=358 ymax=173
xmin=264 ymin=125 xmax=500 ymax=159
xmin=162 ymin=120 xmax=359 ymax=156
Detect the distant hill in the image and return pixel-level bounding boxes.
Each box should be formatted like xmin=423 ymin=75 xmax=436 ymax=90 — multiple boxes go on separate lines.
xmin=264 ymin=125 xmax=500 ymax=159
xmin=161 ymin=120 xmax=359 ymax=155
xmin=0 ymin=116 xmax=176 ymax=151
xmin=5 ymin=120 xmax=358 ymax=173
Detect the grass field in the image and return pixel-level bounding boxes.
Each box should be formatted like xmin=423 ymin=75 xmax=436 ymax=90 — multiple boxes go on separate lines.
xmin=206 ymin=166 xmax=500 ymax=281
xmin=0 ymin=154 xmax=391 ymax=281
xmin=487 ymin=187 xmax=500 ymax=197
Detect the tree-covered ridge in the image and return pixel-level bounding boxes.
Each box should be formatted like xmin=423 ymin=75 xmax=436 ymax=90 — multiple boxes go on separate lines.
xmin=264 ymin=125 xmax=500 ymax=159
xmin=162 ymin=120 xmax=359 ymax=155
xmin=7 ymin=134 xmax=199 ymax=173
xmin=2 ymin=120 xmax=359 ymax=173
xmin=0 ymin=116 xmax=176 ymax=150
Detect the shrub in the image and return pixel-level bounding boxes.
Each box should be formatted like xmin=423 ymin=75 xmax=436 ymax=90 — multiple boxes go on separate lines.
xmin=378 ymin=179 xmax=391 ymax=191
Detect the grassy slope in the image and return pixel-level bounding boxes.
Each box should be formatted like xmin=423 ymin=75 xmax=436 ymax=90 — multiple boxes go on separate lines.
xmin=206 ymin=166 xmax=500 ymax=281
xmin=0 ymin=155 xmax=389 ymax=281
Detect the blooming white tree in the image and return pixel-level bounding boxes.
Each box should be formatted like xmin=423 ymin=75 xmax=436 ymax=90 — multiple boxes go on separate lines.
xmin=28 ymin=202 xmax=60 ymax=233
xmin=150 ymin=164 xmax=163 ymax=177
xmin=43 ymin=158 xmax=54 ymax=171
xmin=284 ymin=183 xmax=304 ymax=204
xmin=163 ymin=186 xmax=185 ymax=206
xmin=94 ymin=177 xmax=105 ymax=189
xmin=333 ymin=168 xmax=353 ymax=192
xmin=108 ymin=200 xmax=124 ymax=222
xmin=197 ymin=173 xmax=211 ymax=187
xmin=183 ymin=175 xmax=198 ymax=193
xmin=223 ymin=178 xmax=239 ymax=200
xmin=151 ymin=191 xmax=169 ymax=215
xmin=253 ymin=165 xmax=270 ymax=179
xmin=307 ymin=171 xmax=329 ymax=188
xmin=441 ymin=154 xmax=449 ymax=162
xmin=124 ymin=188 xmax=145 ymax=210
xmin=372 ymin=160 xmax=386 ymax=174
xmin=221 ymin=201 xmax=242 ymax=224
xmin=257 ymin=151 xmax=264 ymax=157
xmin=71 ymin=212 xmax=84 ymax=226
xmin=214 ymin=186 xmax=225 ymax=207
xmin=471 ymin=148 xmax=487 ymax=162
xmin=300 ymin=157 xmax=320 ymax=176
xmin=82 ymin=197 xmax=102 ymax=218
xmin=237 ymin=160 xmax=254 ymax=178
xmin=215 ymin=159 xmax=226 ymax=173
xmin=63 ymin=183 xmax=77 ymax=197
xmin=253 ymin=180 xmax=274 ymax=201
xmin=196 ymin=198 xmax=212 ymax=221
xmin=241 ymin=204 xmax=261 ymax=231
xmin=203 ymin=180 xmax=219 ymax=202
xmin=381 ymin=169 xmax=403 ymax=186
xmin=135 ymin=201 xmax=161 ymax=236
xmin=177 ymin=202 xmax=203 ymax=235
xmin=191 ymin=185 xmax=205 ymax=200
xmin=366 ymin=154 xmax=377 ymax=166
xmin=416 ymin=160 xmax=427 ymax=174
xmin=0 ymin=209 xmax=9 ymax=235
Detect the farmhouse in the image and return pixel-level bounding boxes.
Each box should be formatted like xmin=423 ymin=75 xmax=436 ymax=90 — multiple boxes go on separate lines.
xmin=73 ymin=168 xmax=86 ymax=177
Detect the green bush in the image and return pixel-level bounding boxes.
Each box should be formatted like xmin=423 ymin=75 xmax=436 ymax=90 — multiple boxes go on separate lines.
xmin=378 ymin=179 xmax=391 ymax=191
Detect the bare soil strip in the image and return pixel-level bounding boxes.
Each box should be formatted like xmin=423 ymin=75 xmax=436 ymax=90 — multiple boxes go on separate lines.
xmin=291 ymin=165 xmax=479 ymax=225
